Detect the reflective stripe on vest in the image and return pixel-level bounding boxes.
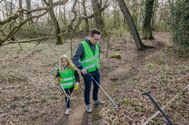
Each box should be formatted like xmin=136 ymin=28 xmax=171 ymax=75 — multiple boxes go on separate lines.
xmin=81 ymin=56 xmax=97 ymax=64
xmin=61 ymin=82 xmax=74 ymax=87
xmin=80 ymin=40 xmax=100 ymax=72
xmin=84 ymin=64 xmax=96 ymax=70
xmin=63 ymin=77 xmax=74 ymax=81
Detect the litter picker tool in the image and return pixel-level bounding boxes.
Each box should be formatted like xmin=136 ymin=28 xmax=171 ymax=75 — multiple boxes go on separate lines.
xmin=142 ymin=91 xmax=173 ymax=125
xmin=88 ymin=73 xmax=119 ymax=110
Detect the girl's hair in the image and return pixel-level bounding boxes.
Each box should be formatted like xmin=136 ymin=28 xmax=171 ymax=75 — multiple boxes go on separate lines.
xmin=59 ymin=55 xmax=77 ymax=71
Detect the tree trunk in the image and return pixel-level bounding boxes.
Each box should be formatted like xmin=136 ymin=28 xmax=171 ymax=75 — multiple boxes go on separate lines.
xmin=91 ymin=0 xmax=104 ymax=31
xmin=63 ymin=5 xmax=67 ymax=26
xmin=10 ymin=0 xmax=13 ymax=16
xmin=4 ymin=0 xmax=9 ymax=18
xmin=142 ymin=0 xmax=155 ymax=39
xmin=43 ymin=0 xmax=63 ymax=44
xmin=82 ymin=0 xmax=89 ymax=34
xmin=113 ymin=1 xmax=118 ymax=28
xmin=18 ymin=0 xmax=24 ymax=22
xmin=25 ymin=0 xmax=33 ymax=23
xmin=117 ymin=0 xmax=147 ymax=50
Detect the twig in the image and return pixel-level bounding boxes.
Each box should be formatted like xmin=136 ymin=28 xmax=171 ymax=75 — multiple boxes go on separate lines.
xmin=9 ymin=75 xmax=22 ymax=80
xmin=15 ymin=38 xmax=23 ymax=51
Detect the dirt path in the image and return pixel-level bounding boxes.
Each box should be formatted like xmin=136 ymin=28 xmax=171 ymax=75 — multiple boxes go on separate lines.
xmin=55 ymin=98 xmax=85 ymax=125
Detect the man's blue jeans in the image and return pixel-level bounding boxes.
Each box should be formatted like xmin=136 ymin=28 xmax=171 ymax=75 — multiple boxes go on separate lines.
xmin=83 ymin=70 xmax=100 ymax=105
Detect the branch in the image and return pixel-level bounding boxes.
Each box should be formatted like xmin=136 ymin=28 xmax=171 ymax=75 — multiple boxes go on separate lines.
xmin=74 ymin=14 xmax=94 ymax=29
xmin=1 ymin=10 xmax=49 ymax=44
xmin=75 ymin=0 xmax=109 ymax=29
xmin=0 ymin=0 xmax=69 ymax=26
xmin=15 ymin=37 xmax=23 ymax=51
xmin=100 ymin=0 xmax=110 ymax=11
xmin=0 ymin=0 xmax=69 ymax=45
xmin=28 ymin=0 xmax=69 ymax=13
xmin=58 ymin=0 xmax=109 ymax=36
xmin=2 ymin=37 xmax=54 ymax=46
xmin=58 ymin=0 xmax=79 ymax=35
xmin=67 ymin=0 xmax=78 ymax=30
xmin=58 ymin=13 xmax=95 ymax=36
xmin=0 ymin=13 xmax=19 ymax=25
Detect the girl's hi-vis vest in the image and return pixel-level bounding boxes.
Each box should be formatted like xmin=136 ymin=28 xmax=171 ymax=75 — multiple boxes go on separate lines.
xmin=59 ymin=68 xmax=75 ymax=89
xmin=80 ymin=40 xmax=100 ymax=72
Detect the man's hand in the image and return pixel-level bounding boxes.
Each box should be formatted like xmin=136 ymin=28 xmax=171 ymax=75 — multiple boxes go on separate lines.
xmin=81 ymin=69 xmax=87 ymax=75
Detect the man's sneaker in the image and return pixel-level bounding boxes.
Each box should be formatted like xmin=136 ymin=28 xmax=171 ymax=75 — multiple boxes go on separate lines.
xmin=65 ymin=108 xmax=70 ymax=115
xmin=86 ymin=104 xmax=92 ymax=113
xmin=94 ymin=99 xmax=105 ymax=105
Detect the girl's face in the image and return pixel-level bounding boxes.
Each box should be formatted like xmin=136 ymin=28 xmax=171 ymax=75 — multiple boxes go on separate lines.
xmin=62 ymin=58 xmax=68 ymax=67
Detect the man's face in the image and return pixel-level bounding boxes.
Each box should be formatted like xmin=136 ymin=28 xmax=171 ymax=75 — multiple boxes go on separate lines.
xmin=90 ymin=34 xmax=101 ymax=44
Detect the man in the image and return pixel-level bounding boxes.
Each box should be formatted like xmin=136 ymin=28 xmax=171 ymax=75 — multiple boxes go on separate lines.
xmin=72 ymin=29 xmax=104 ymax=113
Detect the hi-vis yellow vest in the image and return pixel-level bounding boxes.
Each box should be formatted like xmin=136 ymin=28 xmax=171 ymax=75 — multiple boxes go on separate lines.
xmin=80 ymin=40 xmax=100 ymax=72
xmin=59 ymin=68 xmax=75 ymax=89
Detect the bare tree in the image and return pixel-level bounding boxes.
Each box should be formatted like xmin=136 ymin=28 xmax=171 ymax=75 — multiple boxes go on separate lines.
xmin=4 ymin=0 xmax=9 ymax=18
xmin=91 ymin=0 xmax=109 ymax=32
xmin=43 ymin=0 xmax=63 ymax=44
xmin=25 ymin=0 xmax=33 ymax=23
xmin=82 ymin=0 xmax=89 ymax=33
xmin=113 ymin=1 xmax=120 ymax=28
xmin=117 ymin=0 xmax=151 ymax=50
xmin=142 ymin=0 xmax=155 ymax=39
xmin=0 ymin=0 xmax=69 ymax=46
xmin=18 ymin=0 xmax=24 ymax=22
xmin=67 ymin=0 xmax=78 ymax=31
xmin=91 ymin=0 xmax=104 ymax=31
xmin=63 ymin=5 xmax=67 ymax=26
xmin=56 ymin=0 xmax=109 ymax=36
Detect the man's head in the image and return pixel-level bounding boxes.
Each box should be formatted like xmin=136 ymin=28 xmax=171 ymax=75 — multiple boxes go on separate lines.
xmin=89 ymin=28 xmax=101 ymax=44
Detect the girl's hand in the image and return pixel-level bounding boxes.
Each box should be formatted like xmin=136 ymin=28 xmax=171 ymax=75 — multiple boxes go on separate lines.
xmin=56 ymin=77 xmax=61 ymax=84
xmin=55 ymin=78 xmax=59 ymax=84
xmin=74 ymin=82 xmax=79 ymax=90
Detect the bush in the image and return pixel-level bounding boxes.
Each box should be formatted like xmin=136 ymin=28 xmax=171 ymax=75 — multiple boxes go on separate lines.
xmin=169 ymin=0 xmax=189 ymax=48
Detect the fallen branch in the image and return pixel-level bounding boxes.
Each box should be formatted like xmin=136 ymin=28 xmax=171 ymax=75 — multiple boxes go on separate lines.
xmin=7 ymin=74 xmax=24 ymax=81
xmin=2 ymin=37 xmax=54 ymax=46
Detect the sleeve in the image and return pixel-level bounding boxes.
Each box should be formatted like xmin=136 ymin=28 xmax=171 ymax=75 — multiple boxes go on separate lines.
xmin=74 ymin=70 xmax=80 ymax=82
xmin=72 ymin=43 xmax=84 ymax=70
xmin=56 ymin=69 xmax=60 ymax=78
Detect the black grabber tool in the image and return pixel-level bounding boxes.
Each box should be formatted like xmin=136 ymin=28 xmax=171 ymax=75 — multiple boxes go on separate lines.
xmin=142 ymin=91 xmax=173 ymax=125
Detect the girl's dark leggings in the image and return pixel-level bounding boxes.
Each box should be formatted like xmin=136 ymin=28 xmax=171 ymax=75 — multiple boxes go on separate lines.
xmin=64 ymin=87 xmax=73 ymax=108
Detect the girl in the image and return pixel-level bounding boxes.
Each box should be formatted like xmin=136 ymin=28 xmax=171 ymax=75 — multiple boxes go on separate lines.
xmin=56 ymin=55 xmax=80 ymax=115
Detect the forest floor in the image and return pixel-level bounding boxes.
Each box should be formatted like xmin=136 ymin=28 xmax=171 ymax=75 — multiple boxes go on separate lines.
xmin=0 ymin=32 xmax=188 ymax=125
